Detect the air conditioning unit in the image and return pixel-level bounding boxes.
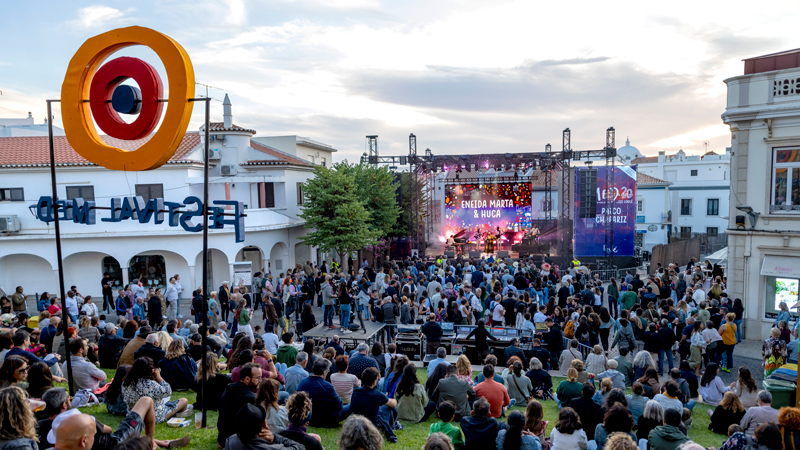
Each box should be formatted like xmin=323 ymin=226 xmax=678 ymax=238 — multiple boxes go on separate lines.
xmin=208 ymin=148 xmax=221 ymax=161
xmin=221 ymin=165 xmax=237 ymax=176
xmin=0 ymin=215 xmax=20 ymax=233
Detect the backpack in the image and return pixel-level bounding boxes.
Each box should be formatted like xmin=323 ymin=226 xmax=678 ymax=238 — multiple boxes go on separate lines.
xmin=452 ymin=307 xmax=463 ymax=324
xmin=564 ymin=320 xmax=575 ymax=339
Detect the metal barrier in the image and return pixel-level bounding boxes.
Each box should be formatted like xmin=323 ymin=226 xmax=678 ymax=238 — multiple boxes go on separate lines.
xmin=562 ymin=337 xmax=595 ymax=359
xmin=591 ymin=268 xmax=618 ymax=282
xmin=617 ymin=267 xmax=638 ymax=279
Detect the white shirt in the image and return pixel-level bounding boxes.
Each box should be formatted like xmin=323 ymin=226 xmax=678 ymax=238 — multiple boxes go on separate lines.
xmin=533 ymin=311 xmax=548 ymax=323
xmin=81 ymin=303 xmax=98 ymax=317
xmin=65 ymin=296 xmax=79 ymax=316
xmin=175 ymin=280 xmax=184 ymax=296
xmin=492 ymin=303 xmax=504 ymax=322
xmin=166 ymin=283 xmax=179 ymax=301
xmin=693 ymin=289 xmax=706 ymax=304
xmin=262 ymin=333 xmax=280 ymax=354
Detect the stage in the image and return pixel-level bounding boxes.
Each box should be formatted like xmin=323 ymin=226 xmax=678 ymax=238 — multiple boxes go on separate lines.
xmin=303 ymin=319 xmax=387 ymax=352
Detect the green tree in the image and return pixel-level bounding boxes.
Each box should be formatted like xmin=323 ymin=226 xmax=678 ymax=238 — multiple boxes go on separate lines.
xmin=392 ymin=172 xmax=429 ymax=239
xmin=334 ymin=161 xmax=400 ymax=238
xmin=299 ymin=165 xmax=374 ymax=273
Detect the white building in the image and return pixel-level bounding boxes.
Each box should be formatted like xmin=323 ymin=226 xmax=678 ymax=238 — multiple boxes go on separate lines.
xmin=631 ymin=145 xmax=731 ymax=239
xmin=0 ymin=96 xmax=335 ymax=300
xmin=722 ymin=49 xmax=800 ymax=339
xmin=0 ymin=113 xmax=64 ymax=137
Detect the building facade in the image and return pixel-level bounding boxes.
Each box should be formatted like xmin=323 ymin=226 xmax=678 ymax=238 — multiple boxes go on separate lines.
xmin=0 ymin=97 xmax=335 ymax=300
xmin=722 ymin=49 xmax=800 ymax=339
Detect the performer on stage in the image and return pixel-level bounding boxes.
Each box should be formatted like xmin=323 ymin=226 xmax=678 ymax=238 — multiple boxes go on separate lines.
xmin=446 ymin=235 xmax=456 ymax=247
xmin=484 ymin=231 xmax=496 ymax=254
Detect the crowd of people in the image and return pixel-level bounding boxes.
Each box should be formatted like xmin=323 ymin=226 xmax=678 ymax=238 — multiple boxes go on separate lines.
xmin=0 ymin=254 xmax=794 ymax=450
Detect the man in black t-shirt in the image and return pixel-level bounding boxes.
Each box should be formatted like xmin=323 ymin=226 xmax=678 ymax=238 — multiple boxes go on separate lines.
xmin=350 ymin=367 xmax=399 ymax=443
xmin=422 ymin=314 xmax=443 ymax=354
xmin=101 ymin=273 xmax=113 ymax=314
xmin=501 ymin=296 xmax=517 ymax=326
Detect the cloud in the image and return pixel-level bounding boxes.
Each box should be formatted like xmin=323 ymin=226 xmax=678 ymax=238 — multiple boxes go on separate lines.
xmin=224 ymin=0 xmax=246 ymax=26
xmin=74 ymin=5 xmax=126 ymax=29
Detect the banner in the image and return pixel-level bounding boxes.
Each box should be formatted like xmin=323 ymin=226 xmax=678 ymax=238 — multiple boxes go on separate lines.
xmin=574 ymin=167 xmax=636 ymax=257
xmin=444 ymin=182 xmax=532 ymax=235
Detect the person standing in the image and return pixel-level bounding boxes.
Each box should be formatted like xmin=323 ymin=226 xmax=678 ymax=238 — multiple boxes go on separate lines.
xmin=466 ymin=320 xmax=497 ymax=363
xmin=718 ymin=313 xmax=738 ymax=373
xmin=101 ymin=273 xmax=114 ymax=314
xmin=338 ymin=284 xmax=353 ymax=334
xmin=382 ymin=297 xmax=399 ymax=344
xmin=165 ymin=278 xmax=179 ymax=321
xmin=252 ymin=272 xmax=263 ymax=313
xmin=219 ymin=281 xmax=231 ymax=323
xmin=321 ymin=276 xmax=335 ymax=329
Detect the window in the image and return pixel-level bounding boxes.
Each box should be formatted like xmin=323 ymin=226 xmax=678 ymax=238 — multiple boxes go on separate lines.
xmin=680 ymin=198 xmax=692 ymax=215
xmin=680 ymin=226 xmax=692 ymax=234
xmin=706 ymin=198 xmax=719 ymax=216
xmin=637 ymin=199 xmax=644 ymax=212
xmin=707 ymin=227 xmax=719 ymax=235
xmin=66 ymin=185 xmax=95 ymax=202
xmin=0 ymin=188 xmax=24 ymax=202
xmin=690 ymin=170 xmax=698 ymax=176
xmin=321 ymin=157 xmax=327 ymax=168
xmin=134 ymin=184 xmax=163 ymax=203
xmin=307 ymin=155 xmax=315 ymax=164
xmin=297 ymin=183 xmax=304 ymax=205
xmin=771 ymin=147 xmax=800 ymax=212
xmin=257 ymin=182 xmax=275 ymax=208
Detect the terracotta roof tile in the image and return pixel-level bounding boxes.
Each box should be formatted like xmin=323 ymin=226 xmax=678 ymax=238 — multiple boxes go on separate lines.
xmin=631 ymin=156 xmax=659 ymax=164
xmin=0 ymin=133 xmax=201 ymax=168
xmin=249 ymin=141 xmax=312 ymax=167
xmin=637 ymin=172 xmax=670 ymax=185
xmin=205 ymin=122 xmax=256 ymax=134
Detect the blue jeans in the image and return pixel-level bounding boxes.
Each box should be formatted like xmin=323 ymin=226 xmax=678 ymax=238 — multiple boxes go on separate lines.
xmin=375 ymin=405 xmax=398 ymax=440
xmin=658 ymin=348 xmax=674 ymax=373
xmin=324 ymin=305 xmax=334 ymax=327
xmin=384 ymin=323 xmax=396 ymax=343
xmin=734 ymin=319 xmax=743 ymax=343
xmin=340 ymin=304 xmax=351 ymax=329
xmin=685 ymin=399 xmax=696 ymax=410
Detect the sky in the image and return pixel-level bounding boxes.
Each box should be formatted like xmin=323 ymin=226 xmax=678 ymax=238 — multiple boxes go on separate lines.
xmin=0 ymin=1 xmax=795 ymax=163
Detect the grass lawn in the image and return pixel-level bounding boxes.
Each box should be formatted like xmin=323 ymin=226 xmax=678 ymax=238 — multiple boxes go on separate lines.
xmin=63 ymin=368 xmax=730 ymax=450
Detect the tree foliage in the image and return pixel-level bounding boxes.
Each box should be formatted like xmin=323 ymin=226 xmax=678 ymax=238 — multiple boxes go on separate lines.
xmin=334 ymin=161 xmax=401 ymax=238
xmin=298 ymin=165 xmax=374 ymax=271
xmin=392 ymin=172 xmax=429 ymax=238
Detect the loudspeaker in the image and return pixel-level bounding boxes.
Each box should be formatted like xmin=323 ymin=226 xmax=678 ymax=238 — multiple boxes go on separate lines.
xmin=497 ymin=251 xmax=510 ymax=258
xmin=579 ymin=169 xmax=598 ymax=219
xmin=444 ymin=251 xmax=455 ymax=258
xmin=469 ymin=251 xmax=482 ymax=258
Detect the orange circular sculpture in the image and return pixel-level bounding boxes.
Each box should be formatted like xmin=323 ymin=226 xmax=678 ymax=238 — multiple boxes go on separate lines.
xmin=61 ymin=26 xmax=195 ymax=171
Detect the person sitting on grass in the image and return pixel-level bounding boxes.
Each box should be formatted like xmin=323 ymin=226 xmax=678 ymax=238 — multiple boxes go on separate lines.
xmin=0 ymin=386 xmax=38 ymax=450
xmin=43 ymin=387 xmax=190 ymax=450
xmin=549 ymin=407 xmax=588 ymax=450
xmin=592 ymin=403 xmax=637 ymax=450
xmin=338 ymin=415 xmax=383 ymax=450
xmin=350 ymin=366 xmax=400 ymax=443
xmin=424 ymin=433 xmax=455 ymax=450
xmin=555 ymin=368 xmax=583 ymax=409
xmin=429 ymin=400 xmax=464 ymax=449
xmin=122 ymin=356 xmax=189 ymax=424
xmin=277 ymin=392 xmax=324 ymax=450
xmin=297 ymin=358 xmax=350 ymax=428
xmin=223 ymin=403 xmax=303 ymax=450
xmin=570 ymin=382 xmax=601 ymax=440
xmin=0 ymin=355 xmax=28 ymax=390
xmin=217 ymin=362 xmax=262 ymax=448
xmin=255 ymin=378 xmax=289 ymax=434
xmin=276 ymin=333 xmax=298 ymax=367
xmin=648 ymin=408 xmax=690 ymax=450
xmin=104 ymin=365 xmax=131 ymax=416
xmin=157 ymin=339 xmax=197 ymax=391
xmin=433 ymin=364 xmax=477 ymax=421
xmin=193 ymin=352 xmax=231 ymax=412
xmin=707 ymin=391 xmax=746 ymax=435
xmin=395 ymin=363 xmax=437 ymax=423
xmin=460 ymin=397 xmax=507 ymax=450
xmin=496 ymin=410 xmax=539 ymax=450
xmin=474 ymin=364 xmax=514 ymax=418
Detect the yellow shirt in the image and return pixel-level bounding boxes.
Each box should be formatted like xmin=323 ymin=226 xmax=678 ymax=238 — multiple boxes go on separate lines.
xmin=722 ymin=322 xmax=737 ymax=345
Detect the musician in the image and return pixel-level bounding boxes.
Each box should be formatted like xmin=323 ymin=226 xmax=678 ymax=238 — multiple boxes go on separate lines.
xmin=484 ymin=232 xmax=496 ymax=254
xmin=446 ymin=235 xmax=456 ymax=247
xmin=531 ymin=225 xmax=540 ymax=237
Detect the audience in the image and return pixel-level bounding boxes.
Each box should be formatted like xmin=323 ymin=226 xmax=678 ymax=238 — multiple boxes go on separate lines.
xmin=330 ymin=355 xmax=361 ymax=405
xmin=217 ymin=362 xmax=261 ymax=447
xmin=592 ymin=403 xmax=637 ymax=450
xmin=284 ymin=351 xmax=309 ymax=394
xmin=648 ymin=408 xmax=689 ymax=450
xmin=255 ymin=378 xmax=288 ymax=433
xmin=338 ymin=415 xmax=383 ymax=450
xmin=708 ymin=391 xmax=746 ymax=435
xmin=395 ymin=363 xmax=436 ymax=423
xmin=549 ymin=407 xmax=587 ymax=450
xmin=570 ymin=382 xmax=601 ymax=440
xmin=739 ymin=390 xmax=778 ymax=435
xmin=636 ymin=400 xmax=664 ymax=443
xmin=277 ymin=392 xmax=324 ymax=450
xmin=122 ymin=356 xmax=189 ymax=423
xmin=474 ymin=364 xmax=513 ymax=418
xmin=298 ymin=358 xmax=350 ymax=428
xmin=350 ymin=367 xmax=400 ymax=443
xmin=556 ymin=368 xmax=583 ymax=408
xmin=497 ymin=410 xmax=539 ymax=450
xmin=193 ymin=352 xmax=231 ymax=412
xmin=460 ymin=397 xmax=507 ymax=450
xmin=429 ymin=400 xmax=464 ymax=448
xmin=433 ymin=364 xmax=477 ymax=420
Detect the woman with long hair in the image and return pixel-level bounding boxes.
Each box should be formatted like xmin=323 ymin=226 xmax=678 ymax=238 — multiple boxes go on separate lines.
xmin=593 ymin=403 xmax=637 ymax=450
xmin=236 ymin=297 xmax=254 ymax=342
xmin=556 ymin=368 xmax=583 ymax=409
xmin=699 ymin=363 xmax=730 ymax=406
xmin=255 ymin=378 xmax=289 ymax=433
xmin=158 ymin=339 xmax=197 ymax=391
xmin=549 ymin=407 xmax=587 ymax=450
xmin=0 ymin=386 xmax=38 ymax=447
xmin=123 ymin=320 xmax=138 ymax=339
xmin=455 ymin=354 xmax=474 ymax=385
xmin=105 ymin=364 xmax=131 ymax=416
xmin=384 ymin=354 xmax=409 ymax=398
xmin=635 ymin=367 xmax=661 ymax=399
xmin=598 ymin=307 xmax=615 ymax=352
xmin=227 ymin=335 xmax=253 ymax=370
xmin=395 ymin=364 xmax=436 ymax=423
xmin=426 ymin=363 xmax=449 ymax=402
xmin=194 ymin=352 xmax=231 ymax=411
xmin=523 ymin=400 xmax=547 ymax=443
xmin=775 ymin=301 xmax=791 ymax=327
xmin=123 ymin=356 xmax=188 ymax=422
xmin=0 ymin=355 xmax=28 ymax=390
xmin=708 ymin=391 xmax=746 ymax=434
xmin=636 ymin=400 xmax=663 ymax=442
xmin=497 ymin=410 xmax=540 ymax=450
xmin=25 ymin=361 xmax=53 ymax=399
xmin=607 ymin=278 xmax=619 ymax=318
xmin=157 ymin=331 xmax=172 ymax=352
xmin=730 ymin=366 xmax=758 ymax=408
xmin=632 ymin=349 xmax=655 ymax=381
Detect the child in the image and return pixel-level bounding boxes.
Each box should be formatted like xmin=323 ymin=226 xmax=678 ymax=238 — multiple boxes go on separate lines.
xmin=430 ymin=401 xmax=464 ymax=449
xmin=682 ymin=407 xmax=693 ymax=432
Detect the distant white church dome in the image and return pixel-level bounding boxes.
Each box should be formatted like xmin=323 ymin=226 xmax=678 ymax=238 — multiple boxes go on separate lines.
xmin=617 ymin=138 xmax=643 ymax=162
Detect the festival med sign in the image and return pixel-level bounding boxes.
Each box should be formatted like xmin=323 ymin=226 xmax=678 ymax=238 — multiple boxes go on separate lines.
xmin=34 ymin=26 xmax=245 ymax=242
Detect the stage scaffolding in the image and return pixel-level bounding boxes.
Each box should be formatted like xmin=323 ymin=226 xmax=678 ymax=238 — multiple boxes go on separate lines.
xmin=361 ymin=128 xmax=618 ymax=266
